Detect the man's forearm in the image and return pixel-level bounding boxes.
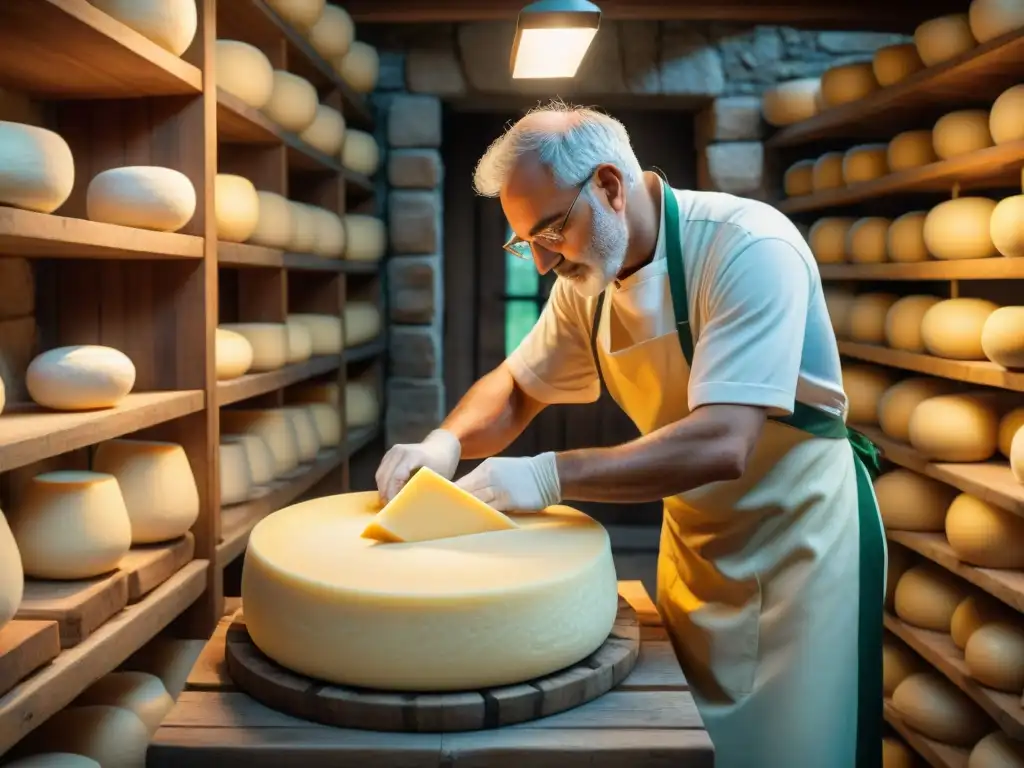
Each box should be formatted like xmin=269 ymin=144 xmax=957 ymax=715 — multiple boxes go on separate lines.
xmin=556 ymin=404 xmax=766 ymax=503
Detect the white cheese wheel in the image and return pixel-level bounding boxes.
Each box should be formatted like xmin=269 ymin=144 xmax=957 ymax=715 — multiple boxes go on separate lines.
xmin=76 ymin=671 xmax=173 ymax=734
xmin=219 ymin=439 xmax=253 ymax=506
xmin=915 ymin=14 xmax=978 ymax=67
xmin=9 ymin=471 xmax=132 ymax=580
xmin=952 ymin=594 xmax=1011 ymax=649
xmin=311 ymin=208 xmax=345 ymax=258
xmin=888 ymin=130 xmax=938 ymax=171
xmin=892 ymin=672 xmax=991 ymax=746
xmin=965 ymin=621 xmax=1024 ymax=691
xmin=0 ymin=507 xmax=23 ymax=632
xmin=811 ymin=152 xmax=845 ymax=191
xmin=285 ymin=319 xmax=313 ymax=364
xmin=221 ymin=410 xmax=299 ymax=476
xmin=17 ymin=706 xmax=149 ymax=768
xmin=783 ymin=159 xmax=815 ymax=197
xmin=215 ymin=40 xmax=274 ymax=109
xmin=0 ymin=121 xmax=73 ymax=214
xmin=343 ymin=302 xmax=381 ymax=346
xmin=299 ymin=105 xmax=346 ymax=156
xmin=879 ymin=377 xmax=957 ymax=442
xmin=991 ymin=194 xmax=1024 ymax=258
xmin=885 ymin=295 xmax=943 ymax=352
xmin=909 ymin=393 xmax=999 ymax=462
xmin=982 ymin=307 xmax=1024 ymax=368
xmin=843 ymin=364 xmax=897 ymax=425
xmin=4 ymin=756 xmax=100 ymax=767
xmin=249 ymin=191 xmax=294 ymax=249
xmin=123 ymin=636 xmax=206 ymax=700
xmin=281 ymin=406 xmax=320 ymax=462
xmin=346 ymin=381 xmax=379 ymax=427
xmin=848 ymin=217 xmax=890 ymax=263
xmin=265 ymin=0 xmax=324 ymax=30
xmin=895 ymin=563 xmax=970 ymax=631
xmin=217 ymin=323 xmax=288 ymax=371
xmin=933 ymin=110 xmax=993 ymax=160
xmin=214 ymin=173 xmax=259 ymax=243
xmin=883 ymin=737 xmax=918 ymax=768
xmin=287 ymin=381 xmax=340 ymax=407
xmin=86 ymin=166 xmax=195 ymax=232
xmin=990 ymin=84 xmax=1024 ymax=145
xmin=849 ymin=292 xmax=900 ymax=344
xmin=26 ymin=345 xmax=135 ymax=410
xmin=997 ymin=407 xmax=1024 ymax=456
xmin=308 ymin=4 xmax=354 ymax=59
xmin=946 ymin=492 xmax=1024 ymax=568
xmin=92 ymin=439 xmax=200 ymax=544
xmin=341 ymin=129 xmax=380 ymax=176
xmin=842 ymin=144 xmax=889 ymax=184
xmin=215 ymin=327 xmax=253 ymax=380
xmin=334 ymin=41 xmax=379 ymax=94
xmin=221 ymin=432 xmax=275 ymax=486
xmin=262 ymin=71 xmax=318 ymax=133
xmin=873 ymin=43 xmax=924 ymax=86
xmin=343 ymin=214 xmax=386 ymax=261
xmin=760 ymin=79 xmax=821 ymax=126
xmin=820 ymin=62 xmax=878 ymax=107
xmin=888 ymin=212 xmax=931 ymax=263
xmin=289 ymin=202 xmax=317 ymax=254
xmin=883 ymin=635 xmax=923 ymax=695
xmin=823 ymin=288 xmax=856 ymax=339
xmin=969 ymin=0 xmax=1024 ymax=42
xmin=874 ymin=468 xmax=957 ymax=531
xmin=921 ymin=298 xmax=999 ymax=360
xmin=242 ymin=492 xmax=619 ymax=690
xmin=887 ymin=543 xmax=915 ymax=609
xmin=89 ymin=0 xmax=197 ymax=56
xmin=306 ymin=402 xmax=341 ymax=447
xmin=969 ymin=731 xmax=1024 ymax=768
xmin=924 ymin=198 xmax=999 ymax=260
xmin=286 ymin=313 xmax=343 ymax=355
xmin=809 ymin=217 xmax=855 ymax=264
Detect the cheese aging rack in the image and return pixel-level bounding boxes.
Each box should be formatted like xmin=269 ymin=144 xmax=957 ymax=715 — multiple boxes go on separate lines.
xmin=0 ymin=0 xmax=385 ymax=756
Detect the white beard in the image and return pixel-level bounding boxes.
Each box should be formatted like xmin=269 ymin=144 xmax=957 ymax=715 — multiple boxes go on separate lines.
xmin=566 ymin=189 xmax=629 ymax=298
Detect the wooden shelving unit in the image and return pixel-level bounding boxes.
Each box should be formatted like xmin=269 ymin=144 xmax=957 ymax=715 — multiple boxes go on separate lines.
xmin=838 ymin=342 xmax=1024 ymax=392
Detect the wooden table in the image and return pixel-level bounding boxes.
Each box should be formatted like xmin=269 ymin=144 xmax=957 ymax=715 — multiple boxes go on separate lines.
xmin=148 ymin=580 xmax=714 ymax=767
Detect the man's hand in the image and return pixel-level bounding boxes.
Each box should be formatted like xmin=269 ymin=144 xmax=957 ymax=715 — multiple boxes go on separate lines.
xmin=376 ymin=429 xmax=461 ymax=503
xmin=455 ymin=452 xmax=561 ymax=512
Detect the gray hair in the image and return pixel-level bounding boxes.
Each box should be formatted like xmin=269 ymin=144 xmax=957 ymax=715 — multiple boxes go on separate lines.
xmin=473 ymin=99 xmax=645 ymax=197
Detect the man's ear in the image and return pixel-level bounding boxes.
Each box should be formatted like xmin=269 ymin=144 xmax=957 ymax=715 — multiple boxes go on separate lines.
xmin=594 ymin=164 xmax=626 ymax=212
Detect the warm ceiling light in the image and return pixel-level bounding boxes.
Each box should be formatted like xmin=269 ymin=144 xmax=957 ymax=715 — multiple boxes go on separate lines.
xmin=510 ymin=0 xmax=601 ymax=79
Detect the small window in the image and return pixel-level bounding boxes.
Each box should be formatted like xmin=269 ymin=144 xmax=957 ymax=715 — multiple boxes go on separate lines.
xmin=503 ymin=224 xmax=540 ymax=357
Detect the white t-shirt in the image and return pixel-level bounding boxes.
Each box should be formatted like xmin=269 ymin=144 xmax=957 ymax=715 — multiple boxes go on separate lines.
xmin=505 ymin=186 xmax=848 ymax=420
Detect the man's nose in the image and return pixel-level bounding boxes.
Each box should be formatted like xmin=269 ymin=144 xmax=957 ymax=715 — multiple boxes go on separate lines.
xmin=532 ymin=243 xmax=561 ymax=275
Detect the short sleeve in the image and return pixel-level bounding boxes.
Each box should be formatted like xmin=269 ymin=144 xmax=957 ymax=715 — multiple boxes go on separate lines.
xmin=505 ymin=279 xmax=601 ymax=404
xmin=687 ymin=237 xmax=812 ymax=415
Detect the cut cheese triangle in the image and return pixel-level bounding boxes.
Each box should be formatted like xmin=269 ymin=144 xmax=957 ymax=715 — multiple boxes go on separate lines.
xmin=361 ymin=467 xmax=518 ymax=543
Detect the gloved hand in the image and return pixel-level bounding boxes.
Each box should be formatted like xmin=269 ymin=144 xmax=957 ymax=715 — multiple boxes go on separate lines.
xmin=376 ymin=429 xmax=461 ymax=503
xmin=455 ymin=452 xmax=561 ymax=512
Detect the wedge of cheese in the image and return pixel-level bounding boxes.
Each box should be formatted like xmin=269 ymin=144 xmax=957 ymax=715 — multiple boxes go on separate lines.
xmin=361 ymin=467 xmax=518 ymax=543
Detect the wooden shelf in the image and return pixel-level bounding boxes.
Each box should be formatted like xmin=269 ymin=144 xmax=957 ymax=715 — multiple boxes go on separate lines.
xmin=0 ymin=391 xmax=205 ymax=474
xmin=217 ymin=356 xmax=340 ymax=406
xmin=820 ymin=259 xmax=1024 ymax=281
xmin=768 ymin=29 xmax=1024 ymax=148
xmin=884 ymin=699 xmax=969 ymax=768
xmin=343 ymin=336 xmax=387 ymax=363
xmin=0 ymin=560 xmax=207 ymax=754
xmin=217 ymin=242 xmax=382 ymax=273
xmin=0 ymin=622 xmax=60 ymax=701
xmin=838 ymin=342 xmax=1024 ymax=392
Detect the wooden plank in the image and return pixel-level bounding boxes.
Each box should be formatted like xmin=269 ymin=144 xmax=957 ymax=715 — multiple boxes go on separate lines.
xmin=118 ymin=532 xmax=196 ymax=603
xmin=0 ymin=621 xmax=61 ymax=698
xmin=618 ymin=580 xmax=662 ymax=626
xmin=820 ymin=258 xmax=1024 ymax=282
xmin=884 ymin=700 xmax=969 ymax=768
xmin=620 ymin=641 xmax=688 ymax=690
xmin=186 ymin=616 xmax=234 ymax=692
xmin=217 ymin=242 xmax=284 ymax=269
xmin=839 ymin=342 xmax=1024 ymax=393
xmin=16 ymin=572 xmax=129 ymax=649
xmin=217 ymin=356 xmax=341 ymax=406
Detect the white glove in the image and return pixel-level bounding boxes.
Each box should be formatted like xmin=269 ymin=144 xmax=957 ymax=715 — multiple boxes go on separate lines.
xmin=376 ymin=429 xmax=461 ymax=503
xmin=455 ymin=452 xmax=561 ymax=512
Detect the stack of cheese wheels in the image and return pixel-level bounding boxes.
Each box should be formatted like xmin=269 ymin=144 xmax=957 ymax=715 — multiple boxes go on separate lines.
xmin=75 ymin=671 xmax=175 ymax=735
xmin=842 ymin=144 xmax=889 ymax=184
xmin=983 ymin=306 xmax=1024 ymax=367
xmin=262 ymin=71 xmax=318 ymax=134
xmin=812 ymin=152 xmax=845 ymax=191
xmin=290 ymin=201 xmax=317 ymax=254
xmin=892 ymin=672 xmax=991 ymax=746
xmin=847 ymin=217 xmax=890 ymax=263
xmin=214 ymin=174 xmax=260 ymax=243
xmin=823 ymin=288 xmax=856 ymax=339
xmin=884 ymin=295 xmax=943 ymax=352
xmin=344 ymin=302 xmax=381 ymax=347
xmin=969 ymin=0 xmax=1024 ymax=42
xmin=873 ymin=468 xmax=957 ymax=531
xmin=241 ymin=489 xmax=620 ymax=690
xmin=287 ymin=314 xmax=343 ymax=355
xmin=848 ymin=292 xmax=899 ymax=345
xmin=341 ymin=129 xmax=380 ymax=177
xmin=970 ymin=731 xmax=1024 ymax=768
xmin=991 ymin=84 xmax=1024 ymax=145
xmin=307 ymin=3 xmax=354 ymax=60
xmin=285 ymin=318 xmax=313 ymax=364
xmin=220 ymin=439 xmax=253 ymax=506
xmin=952 ymin=593 xmax=1010 ymax=649
xmin=311 ymin=207 xmax=345 ymax=258
xmin=281 ymin=406 xmax=320 ymax=462
xmin=760 ymin=78 xmax=821 ymax=126
xmin=820 ymin=62 xmax=878 ymax=107
xmin=888 ymin=212 xmax=931 ymax=262
xmin=946 ymin=492 xmax=1024 ymax=568
xmin=920 ymin=298 xmax=999 ymax=360
xmin=346 ymin=380 xmax=379 ymax=427
xmin=886 ymin=543 xmax=915 ymax=609
xmin=909 ymin=392 xmax=1001 ymax=462
xmin=914 ymin=14 xmax=977 ymax=66
xmin=90 ymin=0 xmax=198 ymax=56
xmin=26 ymin=345 xmax=136 ymax=411
xmin=333 ymin=41 xmax=380 ymax=94
xmin=842 ymin=363 xmax=897 ymax=425
xmin=221 ymin=409 xmax=300 ymax=477
xmin=267 ymin=0 xmax=324 ymax=29
xmin=809 ymin=217 xmax=855 ymax=263
xmin=215 ymin=40 xmax=274 ymax=109
xmin=990 ymin=170 xmax=1024 ymax=258
xmin=883 ymin=635 xmax=923 ymax=696
xmin=878 ymin=376 xmax=957 ymax=442
xmin=299 ymin=104 xmax=346 ymax=156
xmin=215 ymin=327 xmax=254 ymax=380
xmin=932 ymin=109 xmax=993 ymax=159
xmin=895 ymin=563 xmax=970 ymax=631
xmin=249 ymin=191 xmax=294 ymax=249
xmin=221 ymin=432 xmax=276 ymax=487
xmin=0 ymin=121 xmax=74 ymax=214
xmin=13 ymin=706 xmax=150 ymax=767
xmin=217 ymin=323 xmax=288 ymax=371
xmin=0 ymin=507 xmax=23 ymax=633
xmin=343 ymin=214 xmax=386 ymax=262
xmin=888 ymin=130 xmax=937 ymax=171
xmin=285 ymin=381 xmax=342 ymax=446
xmin=923 ymin=197 xmax=999 ymax=260
xmin=87 ymin=166 xmax=196 ymax=232
xmin=872 ymin=43 xmax=923 ymax=86
xmin=782 ymin=159 xmax=814 ymax=197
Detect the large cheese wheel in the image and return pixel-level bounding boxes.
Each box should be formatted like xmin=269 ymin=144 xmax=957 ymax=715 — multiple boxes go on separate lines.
xmin=885 ymin=295 xmax=943 ymax=352
xmin=215 ymin=327 xmax=253 ymax=380
xmin=887 ymin=544 xmax=915 ymax=609
xmin=820 ymin=62 xmax=878 ymax=107
xmin=760 ymin=79 xmax=820 ymax=126
xmin=946 ymin=492 xmax=1024 ymax=568
xmin=343 ymin=302 xmax=381 ymax=346
xmin=965 ymin=621 xmax=1024 ymax=691
xmin=26 ymin=345 xmax=135 ymax=410
xmin=883 ymin=737 xmax=918 ymax=768
xmin=241 ymin=493 xmax=619 ymax=690
xmin=997 ymin=406 xmax=1024 ymax=456
xmin=221 ymin=432 xmax=275 ymax=486
xmin=894 ymin=563 xmax=970 ymax=630
xmin=952 ymin=594 xmax=1012 ymax=649
xmin=218 ymin=323 xmax=288 ymax=371
xmin=221 ymin=410 xmax=299 ymax=476
xmin=215 ymin=40 xmax=274 ymax=109
xmin=0 ymin=507 xmax=23 ymax=632
xmin=874 ymin=469 xmax=957 ymax=531
xmin=915 ymin=14 xmax=978 ymax=67
xmin=843 ymin=364 xmax=897 ymax=425
xmin=879 ymin=377 xmax=957 ymax=442
xmin=920 ymin=298 xmax=999 ymax=360
xmin=969 ymin=0 xmax=1024 ymax=42
xmin=933 ymin=110 xmax=993 ymax=160
xmin=969 ymin=731 xmax=1024 ymax=768
xmin=848 ymin=217 xmax=890 ymax=263
xmin=783 ymin=159 xmax=815 ymax=197
xmin=334 ymin=42 xmax=379 ymax=94
xmin=883 ymin=636 xmax=923 ymax=695
xmin=4 ymin=756 xmax=100 ymax=767
xmin=308 ymin=4 xmax=353 ymax=59
xmin=75 ymin=671 xmax=174 ymax=734
xmin=341 ymin=129 xmax=380 ymax=176
xmin=873 ymin=43 xmax=924 ymax=86
xmin=16 ymin=706 xmax=149 ymax=768
xmin=0 ymin=121 xmax=74 ymax=214
xmin=289 ymin=202 xmax=317 ymax=254
xmin=311 ymin=208 xmax=345 ymax=258
xmin=306 ymin=402 xmax=341 ymax=447
xmin=214 ymin=173 xmax=259 ymax=243
xmin=298 ymin=105 xmax=345 ymax=156
xmin=262 ymin=71 xmax=318 ymax=133
xmin=892 ymin=672 xmax=991 ymax=746
xmin=219 ymin=439 xmax=253 ymax=506
xmin=823 ymin=288 xmax=856 ymax=339
xmin=849 ymin=292 xmax=900 ymax=344
xmin=842 ymin=144 xmax=889 ymax=184
xmin=809 ymin=217 xmax=855 ymax=263
xmin=281 ymin=406 xmax=320 ymax=462
xmin=990 ymin=194 xmax=1024 ymax=258
xmin=982 ymin=307 xmax=1024 ymax=368
xmin=990 ymin=84 xmax=1024 ymax=145
xmin=287 ymin=313 xmax=343 ymax=355
xmin=86 ymin=166 xmax=195 ymax=232
xmin=266 ymin=0 xmax=324 ymax=29
xmin=89 ymin=0 xmax=197 ymax=56
xmin=909 ymin=393 xmax=999 ymax=462
xmin=346 ymin=381 xmax=379 ymax=427
xmin=285 ymin=319 xmax=312 ymax=363
xmin=923 ymin=198 xmax=999 ymax=260
xmin=248 ymin=191 xmax=294 ymax=249
xmin=9 ymin=471 xmax=132 ymax=580
xmin=811 ymin=152 xmax=845 ymax=191
xmin=343 ymin=214 xmax=386 ymax=261
xmin=888 ymin=130 xmax=938 ymax=171
xmin=888 ymin=212 xmax=930 ymax=263
xmin=92 ymin=439 xmax=200 ymax=544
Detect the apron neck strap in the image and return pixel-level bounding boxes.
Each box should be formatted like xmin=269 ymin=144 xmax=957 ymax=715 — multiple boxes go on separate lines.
xmin=662 ymin=181 xmax=693 ymax=366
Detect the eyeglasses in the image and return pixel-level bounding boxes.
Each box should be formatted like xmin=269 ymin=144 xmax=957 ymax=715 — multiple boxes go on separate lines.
xmin=502 ymin=170 xmax=594 ymax=260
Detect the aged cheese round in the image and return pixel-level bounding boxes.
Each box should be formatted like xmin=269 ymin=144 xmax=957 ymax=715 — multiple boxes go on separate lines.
xmin=921 ymin=298 xmax=999 ymax=360
xmin=915 ymin=14 xmax=978 ymax=66
xmin=888 ymin=130 xmax=938 ymax=171
xmin=892 ymin=672 xmax=991 ymax=746
xmin=885 ymin=295 xmax=943 ymax=352
xmin=306 ymin=402 xmax=341 ymax=447
xmin=761 ymin=79 xmax=820 ymax=125
xmin=879 ymin=377 xmax=957 ymax=442
xmin=221 ymin=410 xmax=299 ymax=476
xmin=308 ymin=4 xmax=354 ymax=59
xmin=311 ymin=208 xmax=345 ymax=258
xmin=952 ymin=594 xmax=1011 ymax=649
xmin=982 ymin=307 xmax=1024 ymax=368
xmin=87 ymin=166 xmax=195 ymax=232
xmin=241 ymin=493 xmax=619 ymax=690
xmin=820 ymin=62 xmax=878 ymax=107
xmin=923 ymin=198 xmax=999 ymax=260
xmin=282 ymin=406 xmax=320 ymax=462
xmin=888 ymin=212 xmax=931 ymax=263
xmin=873 ymin=43 xmax=924 ymax=86
xmin=933 ymin=110 xmax=993 ymax=160
xmin=998 ymin=407 xmax=1024 ymax=456
xmin=0 ymin=121 xmax=74 ymax=214
xmin=842 ymin=144 xmax=889 ymax=184
xmin=341 ymin=129 xmax=380 ymax=176
xmin=217 ymin=323 xmax=288 ymax=371
xmin=969 ymin=0 xmax=1024 ymax=42
xmin=26 ymin=345 xmax=135 ymax=410
xmin=262 ymin=71 xmax=318 ymax=133
xmin=848 ymin=217 xmax=891 ymax=263
xmin=219 ymin=439 xmax=253 ymax=506
xmin=990 ymin=193 xmax=1024 ymax=258
xmin=221 ymin=432 xmax=275 ymax=486
xmin=287 ymin=313 xmax=343 ymax=355
xmin=0 ymin=507 xmax=23 ymax=632
xmin=887 ymin=543 xmax=915 ymax=609
xmin=909 ymin=393 xmax=999 ymax=462
xmin=287 ymin=381 xmax=340 ymax=407
xmin=883 ymin=736 xmax=918 ymax=768
xmin=811 ymin=152 xmax=845 ymax=191
xmin=249 ymin=191 xmax=294 ymax=249
xmin=990 ymin=84 xmax=1024 ymax=145
xmin=4 ymin=756 xmax=100 ymax=767
xmin=299 ymin=105 xmax=345 ymax=156
xmin=215 ymin=40 xmax=274 ymax=109
xmin=266 ymin=0 xmax=324 ymax=30
xmin=894 ymin=563 xmax=970 ymax=630
xmin=783 ymin=159 xmax=814 ymax=197
xmin=92 ymin=439 xmax=200 ymax=544
xmin=874 ymin=468 xmax=957 ymax=531
xmin=289 ymin=202 xmax=317 ymax=254
xmin=823 ymin=288 xmax=856 ymax=339
xmin=346 ymin=381 xmax=379 ymax=426
xmin=285 ymin=318 xmax=313 ymax=363
xmin=843 ymin=364 xmax=897 ymax=425
xmin=215 ymin=328 xmax=253 ymax=380
xmin=76 ymin=671 xmax=174 ymax=734
xmin=89 ymin=0 xmax=197 ymax=56
xmin=883 ymin=636 xmax=923 ymax=695
xmin=334 ymin=42 xmax=379 ymax=94
xmin=809 ymin=217 xmax=855 ymax=263
xmin=16 ymin=706 xmax=149 ymax=768
xmin=9 ymin=472 xmax=131 ymax=580
xmin=344 ymin=302 xmax=381 ymax=346
xmin=849 ymin=292 xmax=900 ymax=344
xmin=969 ymin=730 xmax=1024 ymax=768
xmin=946 ymin=492 xmax=1024 ymax=568
xmin=965 ymin=621 xmax=1024 ymax=691
xmin=343 ymin=214 xmax=386 ymax=261
xmin=214 ymin=173 xmax=259 ymax=243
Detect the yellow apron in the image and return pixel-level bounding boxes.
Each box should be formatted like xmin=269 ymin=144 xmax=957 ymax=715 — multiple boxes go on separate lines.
xmin=589 ymin=181 xmax=885 ymax=767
